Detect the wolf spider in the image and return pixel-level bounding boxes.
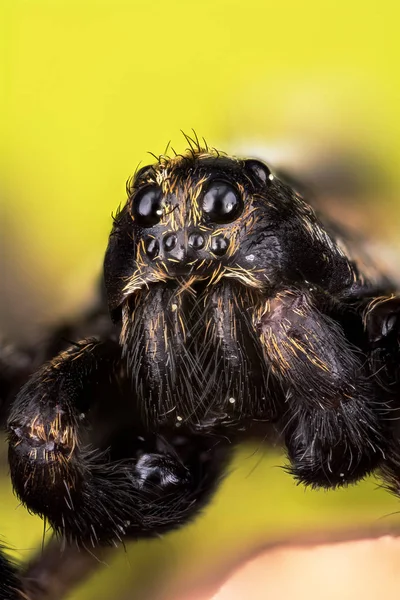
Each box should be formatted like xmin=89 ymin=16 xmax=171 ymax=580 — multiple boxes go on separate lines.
xmin=0 ymin=139 xmax=399 ymax=599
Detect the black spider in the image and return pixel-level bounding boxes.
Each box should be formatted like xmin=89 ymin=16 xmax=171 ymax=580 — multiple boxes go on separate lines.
xmin=0 ymin=141 xmax=399 ymax=599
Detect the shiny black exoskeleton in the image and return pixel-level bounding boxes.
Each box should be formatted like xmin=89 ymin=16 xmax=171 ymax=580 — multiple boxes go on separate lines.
xmin=1 ymin=142 xmax=399 ymax=598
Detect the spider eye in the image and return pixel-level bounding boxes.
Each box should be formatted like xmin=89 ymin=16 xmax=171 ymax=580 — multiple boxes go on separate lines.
xmin=132 ymin=186 xmax=163 ymax=227
xmin=202 ymin=180 xmax=242 ymax=223
xmin=244 ymin=159 xmax=272 ymax=186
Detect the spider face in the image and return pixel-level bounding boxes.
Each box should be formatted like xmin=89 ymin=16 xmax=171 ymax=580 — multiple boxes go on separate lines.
xmin=105 ymin=155 xmax=286 ymax=429
xmin=103 ymin=151 xmax=366 ymax=431
xmin=105 ymin=152 xmax=361 ymax=316
xmin=105 ymin=155 xmax=269 ymax=310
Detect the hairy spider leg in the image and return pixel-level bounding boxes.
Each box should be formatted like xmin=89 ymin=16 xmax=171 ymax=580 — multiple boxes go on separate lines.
xmin=8 ymin=339 xmax=231 ymax=545
xmin=257 ymin=289 xmax=390 ymax=488
xmin=365 ymin=295 xmax=400 ymax=494
xmin=0 ymin=548 xmax=19 ymax=600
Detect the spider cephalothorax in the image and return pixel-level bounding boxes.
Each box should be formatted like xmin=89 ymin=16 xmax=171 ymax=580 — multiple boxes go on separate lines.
xmin=106 ymin=151 xmax=364 ymax=307
xmin=2 ymin=144 xmax=400 ymax=582
xmin=104 ymin=151 xmax=372 ymax=434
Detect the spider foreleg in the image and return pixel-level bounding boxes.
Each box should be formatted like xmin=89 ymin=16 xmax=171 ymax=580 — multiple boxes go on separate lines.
xmin=257 ymin=289 xmax=389 ymax=488
xmin=7 ymin=338 xmax=231 ymax=544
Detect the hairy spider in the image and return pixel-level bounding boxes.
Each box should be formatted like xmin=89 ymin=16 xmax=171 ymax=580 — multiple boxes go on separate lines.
xmin=0 ymin=139 xmax=399 ymax=599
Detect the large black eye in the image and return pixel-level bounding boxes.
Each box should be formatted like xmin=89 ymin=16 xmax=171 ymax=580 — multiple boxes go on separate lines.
xmin=132 ymin=186 xmax=163 ymax=227
xmin=202 ymin=180 xmax=242 ymax=223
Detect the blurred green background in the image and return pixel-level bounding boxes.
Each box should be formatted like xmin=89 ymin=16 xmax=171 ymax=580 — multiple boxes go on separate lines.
xmin=2 ymin=1 xmax=400 ymax=598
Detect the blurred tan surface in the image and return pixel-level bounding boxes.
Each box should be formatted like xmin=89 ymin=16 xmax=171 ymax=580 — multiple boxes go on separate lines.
xmin=178 ymin=536 xmax=400 ymax=600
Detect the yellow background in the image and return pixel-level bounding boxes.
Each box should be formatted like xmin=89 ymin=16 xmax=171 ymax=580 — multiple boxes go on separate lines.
xmin=2 ymin=1 xmax=400 ymax=598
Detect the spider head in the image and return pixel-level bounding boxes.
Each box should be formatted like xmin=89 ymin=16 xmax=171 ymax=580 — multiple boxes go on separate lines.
xmin=104 ymin=150 xmax=277 ymax=320
xmin=104 ymin=148 xmax=356 ymax=321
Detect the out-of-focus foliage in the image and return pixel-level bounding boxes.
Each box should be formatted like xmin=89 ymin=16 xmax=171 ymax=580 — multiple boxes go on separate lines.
xmin=2 ymin=1 xmax=400 ymax=598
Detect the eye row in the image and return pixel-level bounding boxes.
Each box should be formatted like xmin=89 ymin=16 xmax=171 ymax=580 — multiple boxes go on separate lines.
xmin=131 ymin=180 xmax=243 ymax=227
xmin=144 ymin=232 xmax=229 ymax=259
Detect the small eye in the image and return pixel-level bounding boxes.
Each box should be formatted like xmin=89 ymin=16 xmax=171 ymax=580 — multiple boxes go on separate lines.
xmin=134 ymin=164 xmax=153 ymax=182
xmin=244 ymin=159 xmax=272 ymax=186
xmin=132 ymin=186 xmax=163 ymax=227
xmin=202 ymin=180 xmax=242 ymax=224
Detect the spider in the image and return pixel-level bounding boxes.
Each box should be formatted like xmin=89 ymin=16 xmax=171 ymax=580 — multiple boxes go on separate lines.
xmin=0 ymin=139 xmax=399 ymax=599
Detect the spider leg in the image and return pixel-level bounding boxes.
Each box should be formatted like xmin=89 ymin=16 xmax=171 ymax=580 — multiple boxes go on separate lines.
xmin=365 ymin=294 xmax=400 ymax=393
xmin=0 ymin=276 xmax=113 ymax=413
xmin=364 ymin=295 xmax=400 ymax=494
xmin=0 ymin=547 xmax=19 ymax=600
xmin=19 ymin=538 xmax=113 ymax=600
xmin=7 ymin=338 xmax=230 ymax=545
xmin=257 ymin=289 xmax=389 ymax=488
